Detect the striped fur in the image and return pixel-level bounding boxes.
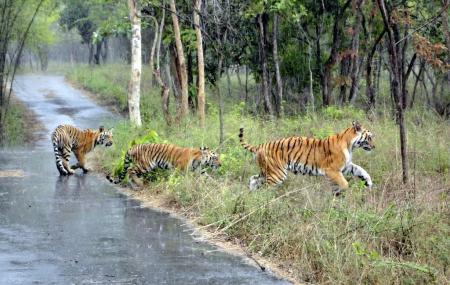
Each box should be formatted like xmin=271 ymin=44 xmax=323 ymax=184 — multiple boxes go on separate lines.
xmin=239 ymin=121 xmax=375 ymax=194
xmin=107 ymin=143 xmax=221 ymax=188
xmin=51 ymin=124 xmax=113 ymax=175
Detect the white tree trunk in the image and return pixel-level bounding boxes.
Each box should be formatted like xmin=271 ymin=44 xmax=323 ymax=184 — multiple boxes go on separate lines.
xmin=128 ymin=0 xmax=142 ymax=127
xmin=193 ymin=0 xmax=205 ymax=128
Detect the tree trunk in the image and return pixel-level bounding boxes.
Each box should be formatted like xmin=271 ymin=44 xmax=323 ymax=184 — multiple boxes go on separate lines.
xmin=410 ymin=61 xmax=424 ymax=108
xmin=257 ymin=13 xmax=274 ymax=118
xmin=366 ymin=29 xmax=386 ymax=110
xmin=154 ymin=69 xmax=172 ymax=125
xmin=348 ymin=0 xmax=364 ymax=103
xmin=149 ymin=16 xmax=158 ymax=84
xmin=339 ymin=57 xmax=350 ymax=104
xmin=322 ymin=0 xmax=352 ymax=106
xmin=101 ymin=38 xmax=108 ymax=63
xmin=94 ymin=41 xmax=102 ymax=65
xmin=127 ymin=0 xmax=142 ymax=127
xmin=88 ymin=43 xmax=94 ymax=65
xmin=272 ymin=13 xmax=283 ymax=117
xmin=377 ymin=0 xmax=408 ymax=183
xmin=170 ymin=0 xmax=189 ymax=123
xmin=156 ymin=2 xmax=165 ymax=72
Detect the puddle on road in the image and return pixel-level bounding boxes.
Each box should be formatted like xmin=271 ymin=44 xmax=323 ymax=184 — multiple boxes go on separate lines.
xmin=0 ymin=170 xmax=25 ymax=178
xmin=55 ymin=107 xmax=91 ymax=116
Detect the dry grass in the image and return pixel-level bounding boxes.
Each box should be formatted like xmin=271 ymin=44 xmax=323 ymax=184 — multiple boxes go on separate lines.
xmin=71 ymin=64 xmax=450 ymax=284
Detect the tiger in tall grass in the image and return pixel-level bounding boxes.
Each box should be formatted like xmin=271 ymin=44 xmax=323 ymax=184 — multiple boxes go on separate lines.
xmin=52 ymin=124 xmax=113 ymax=175
xmin=106 ymin=143 xmax=221 ymax=188
xmin=239 ymin=121 xmax=374 ymax=194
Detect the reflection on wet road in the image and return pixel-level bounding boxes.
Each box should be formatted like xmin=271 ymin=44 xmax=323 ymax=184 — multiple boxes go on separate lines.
xmin=0 ymin=75 xmax=288 ymax=284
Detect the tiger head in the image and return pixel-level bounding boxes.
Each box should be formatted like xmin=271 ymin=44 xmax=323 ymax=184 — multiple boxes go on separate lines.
xmin=351 ymin=121 xmax=375 ymax=152
xmin=96 ymin=126 xmax=113 ymax=147
xmin=200 ymin=146 xmax=221 ymax=169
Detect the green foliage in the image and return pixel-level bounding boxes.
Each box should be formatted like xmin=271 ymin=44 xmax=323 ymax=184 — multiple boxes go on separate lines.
xmin=112 ymin=128 xmax=162 ymax=177
xmin=68 ymin=64 xmax=450 ymax=285
xmin=1 ymin=102 xmax=26 ymax=147
xmin=322 ymin=105 xmax=365 ymax=120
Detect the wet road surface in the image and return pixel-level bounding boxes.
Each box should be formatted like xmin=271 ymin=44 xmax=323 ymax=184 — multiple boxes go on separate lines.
xmin=0 ymin=75 xmax=289 ymax=284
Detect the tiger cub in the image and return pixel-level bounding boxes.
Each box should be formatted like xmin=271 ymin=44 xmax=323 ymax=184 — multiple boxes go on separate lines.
xmin=107 ymin=143 xmax=221 ymax=188
xmin=239 ymin=121 xmax=374 ymax=194
xmin=51 ymin=124 xmax=113 ymax=175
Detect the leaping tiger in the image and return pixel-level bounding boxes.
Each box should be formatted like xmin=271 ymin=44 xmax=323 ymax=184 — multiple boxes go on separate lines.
xmin=51 ymin=124 xmax=113 ymax=175
xmin=107 ymin=143 xmax=221 ymax=188
xmin=239 ymin=121 xmax=374 ymax=194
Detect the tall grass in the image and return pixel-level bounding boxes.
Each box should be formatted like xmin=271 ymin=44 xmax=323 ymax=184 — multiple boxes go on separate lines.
xmin=1 ymin=101 xmax=26 ymax=147
xmin=69 ymin=64 xmax=449 ymax=284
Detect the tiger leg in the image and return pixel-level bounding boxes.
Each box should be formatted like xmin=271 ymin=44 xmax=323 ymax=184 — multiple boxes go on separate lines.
xmin=344 ymin=163 xmax=373 ymax=189
xmin=249 ymin=174 xmax=265 ymax=191
xmin=325 ymin=170 xmax=349 ymax=196
xmin=54 ymin=146 xmax=68 ymax=175
xmin=72 ymin=150 xmax=89 ymax=173
xmin=62 ymin=147 xmax=75 ymax=175
xmin=128 ymin=167 xmax=144 ymax=189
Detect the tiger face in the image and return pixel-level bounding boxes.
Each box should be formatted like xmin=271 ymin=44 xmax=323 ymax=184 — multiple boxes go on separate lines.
xmin=96 ymin=126 xmax=113 ymax=147
xmin=351 ymin=121 xmax=375 ymax=152
xmin=200 ymin=147 xmax=221 ymax=169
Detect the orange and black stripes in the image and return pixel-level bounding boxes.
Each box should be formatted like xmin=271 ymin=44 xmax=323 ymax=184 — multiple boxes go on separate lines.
xmin=240 ymin=121 xmax=375 ymax=193
xmin=107 ymin=143 xmax=220 ymax=187
xmin=51 ymin=124 xmax=113 ymax=175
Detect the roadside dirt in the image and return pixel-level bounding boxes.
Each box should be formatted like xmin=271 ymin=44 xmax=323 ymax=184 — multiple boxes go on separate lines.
xmin=73 ymin=81 xmax=301 ymax=284
xmin=11 ymin=96 xmax=45 ymax=146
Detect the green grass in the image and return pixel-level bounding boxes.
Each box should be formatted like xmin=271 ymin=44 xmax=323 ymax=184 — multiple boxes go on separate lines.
xmin=1 ymin=101 xmax=27 ymax=147
xmin=68 ymin=63 xmax=450 ymax=284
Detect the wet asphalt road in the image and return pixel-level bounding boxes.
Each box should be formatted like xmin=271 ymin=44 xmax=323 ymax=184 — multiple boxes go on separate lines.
xmin=0 ymin=75 xmax=289 ymax=284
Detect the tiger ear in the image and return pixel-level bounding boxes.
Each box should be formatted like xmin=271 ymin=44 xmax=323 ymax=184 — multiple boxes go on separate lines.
xmin=200 ymin=146 xmax=209 ymax=153
xmin=352 ymin=121 xmax=361 ymax=132
xmin=99 ymin=125 xmax=104 ymax=132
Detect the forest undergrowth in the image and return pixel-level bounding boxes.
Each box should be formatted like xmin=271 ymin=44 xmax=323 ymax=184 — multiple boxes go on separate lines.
xmin=67 ymin=64 xmax=449 ymax=284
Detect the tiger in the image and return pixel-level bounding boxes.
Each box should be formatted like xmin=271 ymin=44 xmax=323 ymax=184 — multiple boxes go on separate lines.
xmin=106 ymin=143 xmax=221 ymax=188
xmin=239 ymin=121 xmax=374 ymax=194
xmin=51 ymin=124 xmax=113 ymax=175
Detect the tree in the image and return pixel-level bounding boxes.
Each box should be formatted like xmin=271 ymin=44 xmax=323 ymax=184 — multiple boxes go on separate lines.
xmin=128 ymin=0 xmax=142 ymax=127
xmin=376 ymin=0 xmax=408 ymax=183
xmin=193 ymin=0 xmax=206 ymax=128
xmin=170 ymin=0 xmax=189 ymax=123
xmin=0 ymin=0 xmax=45 ymax=143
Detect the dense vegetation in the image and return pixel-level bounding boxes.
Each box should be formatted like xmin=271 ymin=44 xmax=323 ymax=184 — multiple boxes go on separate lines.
xmin=3 ymin=0 xmax=449 ymax=283
xmin=67 ymin=64 xmax=449 ymax=284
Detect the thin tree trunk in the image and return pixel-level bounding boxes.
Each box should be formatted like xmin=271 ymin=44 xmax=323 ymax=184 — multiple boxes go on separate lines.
xmin=348 ymin=0 xmax=364 ymax=103
xmin=127 ymin=0 xmax=142 ymax=127
xmin=258 ymin=13 xmax=274 ymax=118
xmin=366 ymin=29 xmax=386 ymax=109
xmin=100 ymin=38 xmax=108 ymax=63
xmin=307 ymin=43 xmax=314 ymax=111
xmin=410 ymin=61 xmax=424 ymax=108
xmin=217 ymin=56 xmax=224 ymax=147
xmin=272 ymin=13 xmax=283 ymax=117
xmin=156 ymin=2 xmax=165 ymax=72
xmin=322 ymin=0 xmax=352 ymax=106
xmin=149 ymin=16 xmax=158 ymax=84
xmin=193 ymin=0 xmax=205 ymax=128
xmin=170 ymin=0 xmax=189 ymax=122
xmin=377 ymin=0 xmax=408 ymax=183
xmin=245 ymin=65 xmax=249 ymax=103
xmin=154 ymin=69 xmax=172 ymax=125
xmin=88 ymin=43 xmax=94 ymax=65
